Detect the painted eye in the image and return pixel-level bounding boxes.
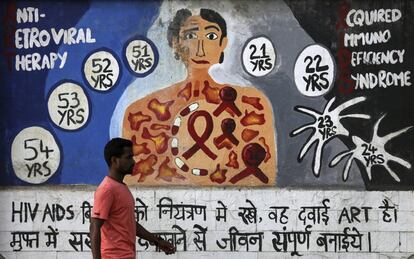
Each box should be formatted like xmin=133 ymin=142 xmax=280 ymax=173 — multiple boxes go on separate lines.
xmin=206 ymin=32 xmax=218 ymax=40
xmin=184 ymin=32 xmax=197 ymax=40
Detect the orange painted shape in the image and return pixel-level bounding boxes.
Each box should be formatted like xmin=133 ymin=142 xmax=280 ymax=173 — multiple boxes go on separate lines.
xmin=210 ymin=164 xmax=227 ymax=184
xmin=201 ymin=80 xmax=221 ymax=104
xmin=132 ymin=154 xmax=158 ymax=182
xmin=128 ymin=111 xmax=151 ymax=131
xmin=242 ymin=95 xmax=264 ymax=111
xmin=141 ymin=127 xmax=170 ymax=154
xmin=259 ymin=137 xmax=271 ymax=163
xmin=150 ymin=124 xmax=171 ymax=131
xmin=226 ymin=151 xmax=239 ymax=169
xmin=147 ymin=98 xmax=174 ymax=121
xmin=240 ymin=110 xmax=266 ymax=126
xmin=213 ymin=137 xmax=233 ymax=150
xmin=157 ymin=157 xmax=186 ymax=182
xmin=241 ymin=129 xmax=260 ymax=142
xmin=177 ymin=82 xmax=192 ymax=101
xmin=131 ymin=136 xmax=151 ymax=156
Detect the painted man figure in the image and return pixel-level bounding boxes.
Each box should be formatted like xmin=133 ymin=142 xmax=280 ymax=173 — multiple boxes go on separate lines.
xmin=90 ymin=138 xmax=175 ymax=259
xmin=123 ymin=9 xmax=277 ymax=186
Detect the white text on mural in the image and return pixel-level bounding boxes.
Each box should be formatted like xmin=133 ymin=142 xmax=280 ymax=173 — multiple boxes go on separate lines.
xmin=344 ymin=8 xmax=411 ymax=89
xmin=14 ymin=7 xmax=96 ymax=72
xmin=344 ymin=9 xmax=411 ymax=89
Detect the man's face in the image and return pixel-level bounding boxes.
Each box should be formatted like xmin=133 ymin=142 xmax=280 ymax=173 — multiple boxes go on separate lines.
xmin=116 ymin=147 xmax=135 ymax=175
xmin=174 ymin=15 xmax=227 ymax=69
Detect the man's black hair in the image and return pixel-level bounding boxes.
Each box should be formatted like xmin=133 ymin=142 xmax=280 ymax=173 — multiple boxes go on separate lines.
xmin=104 ymin=138 xmax=132 ymax=167
xmin=167 ymin=8 xmax=227 ymax=47
xmin=200 ymin=8 xmax=227 ymax=45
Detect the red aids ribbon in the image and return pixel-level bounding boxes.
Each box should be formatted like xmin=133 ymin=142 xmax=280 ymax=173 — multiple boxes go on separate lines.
xmin=214 ymin=118 xmax=239 ymax=149
xmin=229 ymin=143 xmax=268 ymax=184
xmin=213 ymin=86 xmax=242 ymax=117
xmin=182 ymin=110 xmax=217 ymax=160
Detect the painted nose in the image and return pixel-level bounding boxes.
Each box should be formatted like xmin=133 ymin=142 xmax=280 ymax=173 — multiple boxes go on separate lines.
xmin=196 ymin=40 xmax=205 ymax=57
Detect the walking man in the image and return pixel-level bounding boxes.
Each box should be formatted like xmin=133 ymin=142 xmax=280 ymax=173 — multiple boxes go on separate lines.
xmin=90 ymin=138 xmax=176 ymax=259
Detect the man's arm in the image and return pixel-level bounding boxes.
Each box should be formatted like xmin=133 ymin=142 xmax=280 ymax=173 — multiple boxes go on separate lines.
xmin=90 ymin=218 xmax=105 ymax=259
xmin=136 ymin=222 xmax=176 ymax=254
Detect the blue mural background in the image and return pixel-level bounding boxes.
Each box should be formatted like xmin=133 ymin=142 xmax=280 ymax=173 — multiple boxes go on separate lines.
xmin=0 ymin=1 xmax=161 ymax=185
xmin=1 ymin=1 xmax=413 ymax=189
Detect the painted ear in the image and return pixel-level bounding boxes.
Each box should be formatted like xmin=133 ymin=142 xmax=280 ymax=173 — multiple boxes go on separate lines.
xmin=172 ymin=37 xmax=181 ymax=60
xmin=172 ymin=36 xmax=180 ymax=51
xmin=220 ymin=36 xmax=228 ymax=49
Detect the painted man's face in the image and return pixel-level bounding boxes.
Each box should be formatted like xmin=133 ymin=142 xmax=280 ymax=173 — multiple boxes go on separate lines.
xmin=174 ymin=15 xmax=227 ymax=69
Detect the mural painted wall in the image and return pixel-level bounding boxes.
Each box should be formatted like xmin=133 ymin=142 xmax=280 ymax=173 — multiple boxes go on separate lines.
xmin=1 ymin=0 xmax=414 ymax=189
xmin=1 ymin=0 xmax=414 ymax=258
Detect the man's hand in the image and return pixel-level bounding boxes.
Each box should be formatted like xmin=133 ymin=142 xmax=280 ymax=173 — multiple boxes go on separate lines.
xmin=90 ymin=217 xmax=105 ymax=259
xmin=157 ymin=239 xmax=176 ymax=255
xmin=136 ymin=222 xmax=176 ymax=254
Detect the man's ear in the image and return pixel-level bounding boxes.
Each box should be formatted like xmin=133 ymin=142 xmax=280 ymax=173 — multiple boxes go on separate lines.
xmin=110 ymin=156 xmax=118 ymax=167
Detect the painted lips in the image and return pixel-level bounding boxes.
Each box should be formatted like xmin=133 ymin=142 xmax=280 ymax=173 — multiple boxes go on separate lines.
xmin=191 ymin=59 xmax=210 ymax=64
